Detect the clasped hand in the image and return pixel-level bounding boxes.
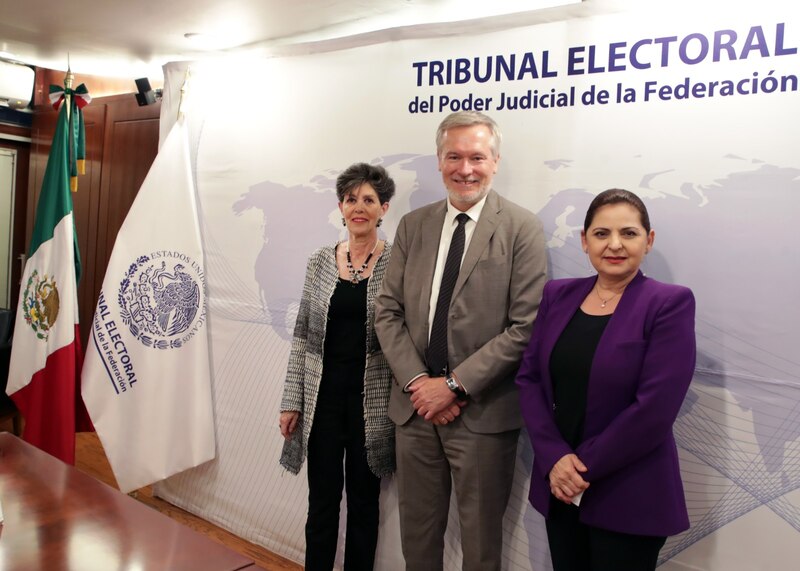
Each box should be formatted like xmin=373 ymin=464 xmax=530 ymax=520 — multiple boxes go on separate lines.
xmin=409 ymin=375 xmax=467 ymax=425
xmin=549 ymin=453 xmax=590 ymax=503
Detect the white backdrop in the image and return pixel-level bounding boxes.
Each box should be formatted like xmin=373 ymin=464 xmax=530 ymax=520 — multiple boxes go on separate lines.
xmin=153 ymin=1 xmax=800 ymax=569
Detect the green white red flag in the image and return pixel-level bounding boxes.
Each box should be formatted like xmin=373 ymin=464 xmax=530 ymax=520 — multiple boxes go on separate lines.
xmin=7 ymin=100 xmax=92 ymax=464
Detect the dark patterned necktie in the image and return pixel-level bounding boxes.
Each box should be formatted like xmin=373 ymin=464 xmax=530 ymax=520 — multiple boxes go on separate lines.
xmin=425 ymin=213 xmax=470 ymax=376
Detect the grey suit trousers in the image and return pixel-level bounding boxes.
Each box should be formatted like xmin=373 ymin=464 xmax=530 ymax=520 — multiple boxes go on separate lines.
xmin=395 ymin=414 xmax=519 ymax=571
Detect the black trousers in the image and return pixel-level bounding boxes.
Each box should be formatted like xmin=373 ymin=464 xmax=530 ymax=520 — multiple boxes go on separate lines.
xmin=305 ymin=390 xmax=381 ymax=571
xmin=546 ymin=500 xmax=667 ymax=571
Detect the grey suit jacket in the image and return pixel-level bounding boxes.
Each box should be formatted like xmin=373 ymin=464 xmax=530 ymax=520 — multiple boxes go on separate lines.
xmin=375 ymin=190 xmax=547 ymax=433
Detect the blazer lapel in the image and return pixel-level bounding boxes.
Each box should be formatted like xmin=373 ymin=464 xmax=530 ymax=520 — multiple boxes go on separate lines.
xmin=541 ymin=277 xmax=596 ymax=368
xmin=591 ymin=270 xmax=646 ymax=355
xmin=452 ymin=190 xmax=500 ymax=300
xmin=415 ymin=202 xmax=447 ymax=333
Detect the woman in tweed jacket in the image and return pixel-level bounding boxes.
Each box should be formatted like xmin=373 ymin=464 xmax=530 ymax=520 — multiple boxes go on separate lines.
xmin=279 ymin=163 xmax=395 ymax=571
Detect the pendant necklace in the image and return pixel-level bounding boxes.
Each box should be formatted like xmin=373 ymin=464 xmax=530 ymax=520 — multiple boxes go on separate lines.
xmin=346 ymin=240 xmax=378 ymax=284
xmin=595 ymin=284 xmax=619 ymax=308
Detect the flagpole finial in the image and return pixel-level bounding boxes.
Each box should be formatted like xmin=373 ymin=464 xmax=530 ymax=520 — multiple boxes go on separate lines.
xmin=65 ymin=54 xmax=74 ymax=90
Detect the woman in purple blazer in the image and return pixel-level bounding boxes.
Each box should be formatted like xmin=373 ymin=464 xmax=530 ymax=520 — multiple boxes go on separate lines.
xmin=516 ymin=189 xmax=696 ymax=571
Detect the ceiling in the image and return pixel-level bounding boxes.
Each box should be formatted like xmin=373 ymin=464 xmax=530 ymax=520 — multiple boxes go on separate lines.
xmin=0 ymin=0 xmax=584 ymax=80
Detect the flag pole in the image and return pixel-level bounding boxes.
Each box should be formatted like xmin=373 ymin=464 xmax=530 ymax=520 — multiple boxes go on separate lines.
xmin=177 ymin=68 xmax=191 ymax=120
xmin=63 ymin=58 xmax=77 ymax=193
xmin=64 ymin=55 xmax=73 ymax=120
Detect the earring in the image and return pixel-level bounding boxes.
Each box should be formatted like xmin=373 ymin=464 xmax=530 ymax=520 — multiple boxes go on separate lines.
xmin=377 ymin=218 xmax=383 ymax=227
xmin=341 ymin=217 xmax=346 ymax=227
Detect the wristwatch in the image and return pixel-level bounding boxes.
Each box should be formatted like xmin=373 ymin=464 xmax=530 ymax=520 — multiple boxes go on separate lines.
xmin=445 ymin=375 xmax=467 ymax=401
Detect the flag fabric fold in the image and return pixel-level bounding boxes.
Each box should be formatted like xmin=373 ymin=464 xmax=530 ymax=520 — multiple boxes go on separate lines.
xmin=81 ymin=117 xmax=215 ymax=493
xmin=7 ymin=102 xmax=91 ymax=465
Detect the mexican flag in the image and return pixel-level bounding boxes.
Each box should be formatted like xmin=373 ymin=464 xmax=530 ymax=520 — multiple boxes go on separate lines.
xmin=7 ymin=101 xmax=92 ymax=464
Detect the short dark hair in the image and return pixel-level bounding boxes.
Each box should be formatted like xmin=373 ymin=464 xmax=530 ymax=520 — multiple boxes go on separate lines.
xmin=336 ymin=163 xmax=395 ymax=204
xmin=584 ymin=189 xmax=651 ymax=233
xmin=436 ymin=111 xmax=502 ymax=159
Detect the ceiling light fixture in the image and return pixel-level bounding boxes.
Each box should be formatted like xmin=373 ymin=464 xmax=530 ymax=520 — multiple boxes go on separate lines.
xmin=184 ymin=32 xmax=231 ymax=51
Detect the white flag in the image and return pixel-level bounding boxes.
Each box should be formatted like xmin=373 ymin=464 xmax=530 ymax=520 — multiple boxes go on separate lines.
xmin=81 ymin=117 xmax=214 ymax=493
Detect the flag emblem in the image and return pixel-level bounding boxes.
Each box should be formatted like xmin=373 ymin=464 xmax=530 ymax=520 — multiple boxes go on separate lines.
xmin=22 ymin=270 xmax=61 ymax=340
xmin=117 ymin=252 xmax=205 ymax=350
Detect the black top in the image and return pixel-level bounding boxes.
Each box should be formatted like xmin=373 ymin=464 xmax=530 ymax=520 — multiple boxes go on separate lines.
xmin=549 ymin=308 xmax=612 ymax=449
xmin=320 ymin=277 xmax=369 ymax=396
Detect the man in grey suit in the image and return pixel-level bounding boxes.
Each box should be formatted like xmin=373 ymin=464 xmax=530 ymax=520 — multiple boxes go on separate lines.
xmin=375 ymin=111 xmax=547 ymax=570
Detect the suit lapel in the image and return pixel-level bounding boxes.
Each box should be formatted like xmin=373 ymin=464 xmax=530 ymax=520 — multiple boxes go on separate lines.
xmin=452 ymin=190 xmax=500 ymax=300
xmin=416 ymin=202 xmax=447 ymax=332
xmin=591 ymin=270 xmax=646 ymax=358
xmin=541 ymin=277 xmax=595 ymax=369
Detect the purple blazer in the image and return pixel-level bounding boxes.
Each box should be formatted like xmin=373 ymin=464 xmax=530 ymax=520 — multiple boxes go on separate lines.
xmin=516 ymin=271 xmax=696 ymax=536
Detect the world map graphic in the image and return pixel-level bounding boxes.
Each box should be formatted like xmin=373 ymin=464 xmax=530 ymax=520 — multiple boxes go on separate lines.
xmin=231 ymin=153 xmax=800 ymax=564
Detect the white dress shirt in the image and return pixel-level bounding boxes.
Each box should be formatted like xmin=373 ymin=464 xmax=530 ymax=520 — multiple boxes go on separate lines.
xmin=427 ymin=196 xmax=487 ymax=336
xmin=402 ymin=196 xmax=488 ymax=393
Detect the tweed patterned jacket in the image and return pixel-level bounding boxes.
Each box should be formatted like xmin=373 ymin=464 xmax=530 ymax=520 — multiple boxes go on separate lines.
xmin=279 ymin=242 xmax=395 ymax=477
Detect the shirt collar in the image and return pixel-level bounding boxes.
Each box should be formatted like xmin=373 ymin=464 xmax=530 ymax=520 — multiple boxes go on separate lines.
xmin=445 ymin=194 xmax=487 ymax=226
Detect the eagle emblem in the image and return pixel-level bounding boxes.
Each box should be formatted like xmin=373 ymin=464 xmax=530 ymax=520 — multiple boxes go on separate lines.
xmin=22 ymin=270 xmax=61 ymax=340
xmin=118 ymin=253 xmax=205 ymax=349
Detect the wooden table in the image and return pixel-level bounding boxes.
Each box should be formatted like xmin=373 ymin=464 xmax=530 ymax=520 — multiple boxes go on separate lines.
xmin=0 ymin=432 xmax=255 ymax=571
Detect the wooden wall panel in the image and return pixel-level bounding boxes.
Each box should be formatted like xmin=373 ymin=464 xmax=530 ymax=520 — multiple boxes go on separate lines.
xmin=74 ymin=104 xmax=107 ymax=345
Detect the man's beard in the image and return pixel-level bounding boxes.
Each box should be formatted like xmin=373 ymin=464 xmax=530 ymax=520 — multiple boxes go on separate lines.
xmin=447 ymin=185 xmax=489 ymax=208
